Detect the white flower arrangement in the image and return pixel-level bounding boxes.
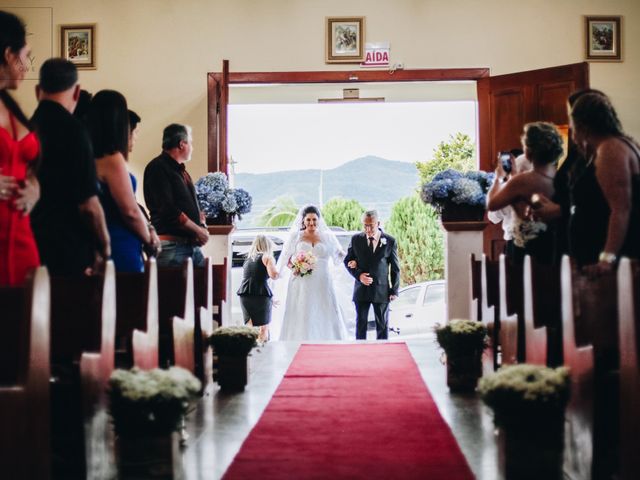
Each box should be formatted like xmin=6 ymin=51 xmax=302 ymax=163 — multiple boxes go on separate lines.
xmin=108 ymin=367 xmax=201 ymax=437
xmin=434 ymin=319 xmax=488 ymax=359
xmin=380 ymin=237 xmax=387 ymax=246
xmin=478 ymin=364 xmax=570 ymax=427
xmin=510 ymin=218 xmax=547 ymax=248
xmin=209 ymin=326 xmax=259 ymax=357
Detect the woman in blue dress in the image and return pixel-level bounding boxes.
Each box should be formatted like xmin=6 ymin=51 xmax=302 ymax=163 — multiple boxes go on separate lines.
xmin=87 ymin=91 xmax=159 ymax=272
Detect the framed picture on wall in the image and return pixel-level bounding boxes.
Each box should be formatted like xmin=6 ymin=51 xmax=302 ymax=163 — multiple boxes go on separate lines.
xmin=326 ymin=17 xmax=365 ymax=64
xmin=585 ymin=16 xmax=621 ymax=61
xmin=61 ymin=24 xmax=96 ymax=69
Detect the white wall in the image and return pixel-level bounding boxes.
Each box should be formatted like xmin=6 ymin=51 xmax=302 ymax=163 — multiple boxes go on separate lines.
xmin=3 ymin=0 xmax=639 ymax=188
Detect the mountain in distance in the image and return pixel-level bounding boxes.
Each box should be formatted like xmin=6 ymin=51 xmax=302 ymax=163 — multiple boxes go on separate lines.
xmin=234 ymin=155 xmax=420 ymax=226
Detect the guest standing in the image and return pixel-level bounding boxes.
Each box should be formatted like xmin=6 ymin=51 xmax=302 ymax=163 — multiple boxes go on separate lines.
xmin=144 ymin=124 xmax=208 ymax=267
xmin=0 ymin=11 xmax=41 ymax=285
xmin=87 ymin=90 xmax=158 ymax=272
xmin=567 ymin=92 xmax=640 ymax=272
xmin=237 ymin=235 xmax=279 ymax=343
xmin=487 ymin=122 xmax=564 ymax=265
xmin=31 ymin=58 xmax=110 ymax=276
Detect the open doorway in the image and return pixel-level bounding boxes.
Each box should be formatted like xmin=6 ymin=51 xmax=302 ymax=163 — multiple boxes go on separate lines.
xmin=208 ymin=63 xmax=589 ymax=332
xmin=226 ymin=80 xmax=478 ymax=337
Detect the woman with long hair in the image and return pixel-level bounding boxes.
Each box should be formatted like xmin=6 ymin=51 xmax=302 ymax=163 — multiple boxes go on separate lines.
xmin=237 ymin=234 xmax=279 ymax=343
xmin=567 ymin=91 xmax=640 ymax=272
xmin=87 ymin=90 xmax=159 ymax=272
xmin=276 ymin=205 xmax=350 ymax=340
xmin=0 ymin=11 xmax=41 ymax=285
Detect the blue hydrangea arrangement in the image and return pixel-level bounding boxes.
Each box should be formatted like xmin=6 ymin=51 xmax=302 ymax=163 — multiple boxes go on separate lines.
xmin=195 ymin=172 xmax=252 ymax=221
xmin=421 ymin=169 xmax=495 ymax=213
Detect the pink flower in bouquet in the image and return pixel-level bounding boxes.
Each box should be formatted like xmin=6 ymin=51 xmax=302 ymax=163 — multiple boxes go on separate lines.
xmin=291 ymin=250 xmax=317 ymax=277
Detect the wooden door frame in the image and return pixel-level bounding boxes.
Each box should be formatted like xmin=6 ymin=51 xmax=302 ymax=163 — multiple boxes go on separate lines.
xmin=207 ymin=67 xmax=490 ymax=173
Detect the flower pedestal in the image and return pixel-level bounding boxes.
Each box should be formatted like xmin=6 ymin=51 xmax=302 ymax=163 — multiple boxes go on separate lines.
xmin=116 ymin=433 xmax=182 ymax=478
xmin=446 ymin=353 xmax=483 ymax=392
xmin=441 ymin=204 xmax=485 ymax=222
xmin=497 ymin=418 xmax=564 ymax=480
xmin=206 ymin=213 xmax=235 ymax=226
xmin=441 ymin=217 xmax=487 ymax=322
xmin=216 ymin=354 xmax=248 ymax=392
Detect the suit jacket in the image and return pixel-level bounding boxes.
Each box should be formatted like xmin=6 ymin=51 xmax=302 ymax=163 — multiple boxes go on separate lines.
xmin=344 ymin=231 xmax=400 ymax=304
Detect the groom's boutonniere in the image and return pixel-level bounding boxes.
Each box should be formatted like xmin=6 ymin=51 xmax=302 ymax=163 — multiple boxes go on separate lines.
xmin=380 ymin=237 xmax=387 ymax=246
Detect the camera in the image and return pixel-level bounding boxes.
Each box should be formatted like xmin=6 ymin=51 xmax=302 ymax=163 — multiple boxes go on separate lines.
xmin=499 ymin=152 xmax=512 ymax=174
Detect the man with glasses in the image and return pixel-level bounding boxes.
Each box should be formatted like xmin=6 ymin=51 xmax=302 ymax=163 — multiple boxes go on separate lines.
xmin=344 ymin=210 xmax=400 ymax=340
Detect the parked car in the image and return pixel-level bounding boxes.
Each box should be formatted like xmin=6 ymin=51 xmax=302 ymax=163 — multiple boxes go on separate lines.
xmin=389 ymin=280 xmax=446 ymax=337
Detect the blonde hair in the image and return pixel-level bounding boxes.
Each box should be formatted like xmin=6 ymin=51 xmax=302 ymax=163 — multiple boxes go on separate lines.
xmin=248 ymin=234 xmax=273 ymax=260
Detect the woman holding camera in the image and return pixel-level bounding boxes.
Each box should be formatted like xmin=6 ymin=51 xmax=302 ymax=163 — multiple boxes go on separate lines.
xmin=487 ymin=122 xmax=564 ymax=265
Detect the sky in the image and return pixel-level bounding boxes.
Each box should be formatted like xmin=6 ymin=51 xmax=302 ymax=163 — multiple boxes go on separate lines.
xmin=228 ymin=101 xmax=477 ymax=175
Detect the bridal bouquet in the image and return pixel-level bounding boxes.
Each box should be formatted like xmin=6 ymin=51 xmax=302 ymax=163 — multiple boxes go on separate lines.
xmin=291 ymin=250 xmax=317 ymax=277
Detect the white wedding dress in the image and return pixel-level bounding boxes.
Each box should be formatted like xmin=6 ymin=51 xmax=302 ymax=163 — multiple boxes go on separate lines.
xmin=279 ymin=239 xmax=349 ymax=341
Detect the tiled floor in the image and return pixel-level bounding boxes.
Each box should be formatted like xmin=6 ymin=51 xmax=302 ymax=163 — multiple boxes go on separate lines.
xmin=182 ymin=337 xmax=502 ymax=480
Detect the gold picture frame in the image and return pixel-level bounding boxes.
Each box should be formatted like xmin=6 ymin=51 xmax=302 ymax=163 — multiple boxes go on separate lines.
xmin=325 ymin=17 xmax=365 ymax=64
xmin=61 ymin=24 xmax=96 ymax=69
xmin=585 ymin=16 xmax=621 ymax=61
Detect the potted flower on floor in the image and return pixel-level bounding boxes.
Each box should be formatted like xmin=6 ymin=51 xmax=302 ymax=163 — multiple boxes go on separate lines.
xmin=435 ymin=319 xmax=488 ymax=392
xmin=108 ymin=367 xmax=201 ymax=477
xmin=209 ymin=326 xmax=259 ymax=392
xmin=478 ymin=364 xmax=570 ymax=480
xmin=194 ymin=172 xmax=252 ymax=225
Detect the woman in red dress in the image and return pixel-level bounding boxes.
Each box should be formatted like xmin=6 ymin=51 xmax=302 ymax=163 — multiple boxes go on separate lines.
xmin=0 ymin=11 xmax=41 ymax=286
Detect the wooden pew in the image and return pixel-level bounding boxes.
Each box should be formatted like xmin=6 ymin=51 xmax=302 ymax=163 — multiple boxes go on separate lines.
xmin=173 ymin=258 xmax=195 ymax=374
xmin=480 ymin=254 xmax=500 ymax=372
xmin=522 ymin=255 xmax=562 ymax=366
xmin=211 ymin=257 xmax=227 ymax=326
xmin=157 ymin=259 xmax=194 ymax=367
xmin=0 ymin=267 xmax=51 ymax=479
xmin=531 ymin=258 xmax=563 ymax=366
xmin=194 ymin=257 xmax=215 ymax=389
xmin=523 ymin=255 xmax=547 ymax=365
xmin=49 ymin=261 xmax=117 ymax=478
xmin=498 ymin=254 xmax=524 ymax=365
xmin=114 ymin=259 xmax=159 ymax=370
xmin=561 ymin=255 xmax=595 ymax=480
xmin=617 ymin=258 xmax=640 ymax=480
xmin=469 ymin=253 xmax=482 ymax=321
xmin=574 ymin=267 xmax=619 ymax=479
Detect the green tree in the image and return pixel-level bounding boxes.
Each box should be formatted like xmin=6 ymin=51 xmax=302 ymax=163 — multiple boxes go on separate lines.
xmin=416 ymin=132 xmax=476 ymax=184
xmin=386 ymin=195 xmax=444 ymax=285
xmin=257 ymin=195 xmax=299 ymax=227
xmin=322 ymin=197 xmax=365 ymax=230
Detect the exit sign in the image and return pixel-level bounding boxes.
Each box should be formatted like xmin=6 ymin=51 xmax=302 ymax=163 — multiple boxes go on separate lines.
xmin=361 ymin=42 xmax=390 ymax=68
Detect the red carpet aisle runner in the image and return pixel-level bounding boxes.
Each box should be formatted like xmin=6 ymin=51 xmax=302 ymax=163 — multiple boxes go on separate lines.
xmin=223 ymin=343 xmax=474 ymax=479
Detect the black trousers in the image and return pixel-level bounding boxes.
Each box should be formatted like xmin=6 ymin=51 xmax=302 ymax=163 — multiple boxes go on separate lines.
xmin=355 ymin=301 xmax=389 ymax=340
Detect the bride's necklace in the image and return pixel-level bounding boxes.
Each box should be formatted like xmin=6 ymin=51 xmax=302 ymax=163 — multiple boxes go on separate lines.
xmin=301 ymin=233 xmax=320 ymax=247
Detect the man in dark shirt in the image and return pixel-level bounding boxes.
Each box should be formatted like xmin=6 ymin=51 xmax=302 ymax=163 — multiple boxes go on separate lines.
xmin=30 ymin=58 xmax=110 ymax=275
xmin=143 ymin=123 xmax=208 ymax=267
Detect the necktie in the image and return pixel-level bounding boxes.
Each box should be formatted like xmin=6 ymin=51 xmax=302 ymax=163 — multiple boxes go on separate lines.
xmin=368 ymin=236 xmax=375 ymax=252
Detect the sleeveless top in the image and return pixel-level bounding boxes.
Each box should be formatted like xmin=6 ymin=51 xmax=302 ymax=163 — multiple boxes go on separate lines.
xmin=237 ymin=254 xmax=272 ymax=297
xmin=0 ymin=113 xmax=40 ymax=285
xmin=98 ymin=172 xmax=143 ymax=272
xmin=569 ymin=137 xmax=640 ymax=266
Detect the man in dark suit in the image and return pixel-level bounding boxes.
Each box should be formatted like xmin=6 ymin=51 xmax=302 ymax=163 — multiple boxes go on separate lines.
xmin=344 ymin=210 xmax=400 ymax=340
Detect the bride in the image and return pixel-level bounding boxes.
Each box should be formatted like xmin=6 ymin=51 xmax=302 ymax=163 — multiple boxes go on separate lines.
xmin=276 ymin=205 xmax=350 ymax=341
